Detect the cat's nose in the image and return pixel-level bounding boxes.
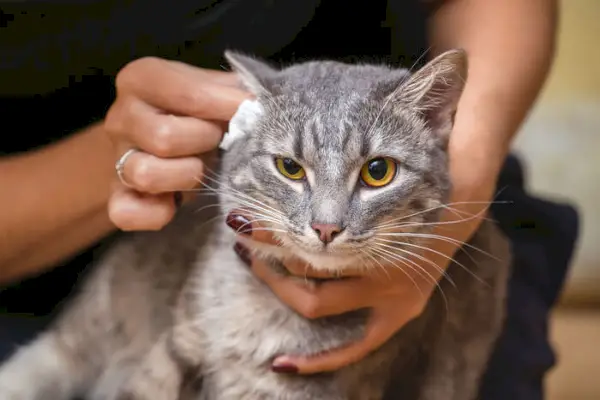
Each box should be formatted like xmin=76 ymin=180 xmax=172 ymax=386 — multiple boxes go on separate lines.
xmin=311 ymin=223 xmax=343 ymax=244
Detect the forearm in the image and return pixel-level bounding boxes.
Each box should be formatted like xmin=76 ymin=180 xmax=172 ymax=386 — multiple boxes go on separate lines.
xmin=429 ymin=0 xmax=558 ymax=178
xmin=1 ymin=209 xmax=114 ymax=284
xmin=416 ymin=0 xmax=558 ymax=274
xmin=0 ymin=124 xmax=117 ymax=283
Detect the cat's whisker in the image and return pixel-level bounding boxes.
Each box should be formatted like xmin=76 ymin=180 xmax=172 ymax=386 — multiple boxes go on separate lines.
xmin=233 ymin=203 xmax=286 ymax=227
xmin=370 ymin=245 xmax=447 ymax=293
xmin=238 ymin=212 xmax=287 ymax=232
xmin=375 ymin=237 xmax=489 ymax=287
xmin=376 ymin=199 xmax=510 ymax=229
xmin=376 ymin=232 xmax=499 ymax=260
xmin=360 ymin=249 xmax=392 ymax=281
xmin=369 ymin=247 xmax=423 ymax=289
xmin=408 ymin=47 xmax=432 ymax=73
xmin=194 ymin=212 xmax=228 ymax=230
xmin=382 ymin=205 xmax=501 ymax=230
xmin=375 ymin=209 xmax=489 ymax=231
xmin=439 ymin=205 xmax=493 ymax=220
xmin=191 ymin=197 xmax=286 ymax=234
xmin=368 ymin=247 xmax=433 ymax=305
xmin=192 ymin=203 xmax=223 ymax=215
xmin=247 ymin=227 xmax=289 ymax=235
xmin=370 ymin=246 xmax=449 ymax=312
xmin=192 ymin=211 xmax=284 ymax=234
xmin=198 ymin=181 xmax=285 ymax=222
xmin=199 ymin=176 xmax=284 ymax=219
xmin=372 ymin=240 xmax=456 ymax=288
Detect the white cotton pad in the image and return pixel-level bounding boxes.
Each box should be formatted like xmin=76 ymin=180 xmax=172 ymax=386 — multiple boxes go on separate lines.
xmin=219 ymin=99 xmax=264 ymax=151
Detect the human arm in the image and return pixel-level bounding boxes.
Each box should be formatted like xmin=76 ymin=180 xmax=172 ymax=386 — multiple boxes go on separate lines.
xmin=0 ymin=55 xmax=248 ymax=285
xmin=0 ymin=124 xmax=116 ymax=284
xmin=249 ymin=0 xmax=558 ymax=374
xmin=430 ymin=0 xmax=558 ymax=192
xmin=393 ymin=0 xmax=560 ymax=277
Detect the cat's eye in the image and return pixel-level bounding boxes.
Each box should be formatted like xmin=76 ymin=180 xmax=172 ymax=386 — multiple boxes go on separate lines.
xmin=360 ymin=157 xmax=397 ymax=188
xmin=275 ymin=157 xmax=306 ymax=180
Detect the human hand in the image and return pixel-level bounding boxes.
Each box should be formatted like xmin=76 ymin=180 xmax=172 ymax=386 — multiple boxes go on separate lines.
xmin=104 ymin=57 xmax=251 ymax=231
xmin=224 ymin=165 xmax=497 ymax=375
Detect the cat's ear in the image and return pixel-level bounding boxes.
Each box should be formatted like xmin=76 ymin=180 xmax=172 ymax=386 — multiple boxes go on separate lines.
xmin=224 ymin=51 xmax=279 ymax=96
xmin=395 ymin=49 xmax=467 ymax=139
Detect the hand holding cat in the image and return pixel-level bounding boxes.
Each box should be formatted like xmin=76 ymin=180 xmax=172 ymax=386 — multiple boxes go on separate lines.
xmin=104 ymin=54 xmax=496 ymax=377
xmin=227 ymin=165 xmax=495 ymax=375
xmin=104 ymin=57 xmax=250 ymax=231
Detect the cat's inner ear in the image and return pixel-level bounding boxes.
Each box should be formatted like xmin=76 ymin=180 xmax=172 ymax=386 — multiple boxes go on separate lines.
xmin=224 ymin=51 xmax=278 ymax=96
xmin=395 ymin=49 xmax=468 ymax=140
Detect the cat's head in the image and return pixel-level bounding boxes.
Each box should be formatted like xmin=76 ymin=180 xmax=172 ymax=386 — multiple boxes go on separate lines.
xmin=220 ymin=50 xmax=467 ymax=272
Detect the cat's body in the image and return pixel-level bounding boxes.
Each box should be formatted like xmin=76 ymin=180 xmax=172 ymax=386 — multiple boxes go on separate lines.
xmin=0 ymin=50 xmax=511 ymax=400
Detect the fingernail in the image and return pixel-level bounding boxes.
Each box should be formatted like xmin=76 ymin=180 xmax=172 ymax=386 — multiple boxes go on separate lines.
xmin=233 ymin=242 xmax=252 ymax=266
xmin=226 ymin=213 xmax=253 ymax=235
xmin=271 ymin=363 xmax=299 ymax=374
xmin=173 ymin=191 xmax=183 ymax=209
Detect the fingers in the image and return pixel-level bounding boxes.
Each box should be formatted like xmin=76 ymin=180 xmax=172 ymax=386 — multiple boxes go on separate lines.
xmin=272 ymin=308 xmax=400 ymax=375
xmin=106 ymin=99 xmax=225 ymax=158
xmin=251 ymin=262 xmax=372 ymax=319
xmin=224 ymin=210 xmax=428 ymax=375
xmin=105 ymin=57 xmax=248 ymax=232
xmin=108 ymin=185 xmax=177 ymax=231
xmin=116 ymin=57 xmax=251 ymax=121
xmin=117 ymin=150 xmax=205 ymax=194
xmin=225 ymin=211 xmax=374 ymax=319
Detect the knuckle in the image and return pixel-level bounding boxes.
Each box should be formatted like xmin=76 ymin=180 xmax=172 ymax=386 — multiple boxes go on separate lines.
xmin=131 ymin=158 xmax=156 ymax=192
xmin=298 ymin=295 xmax=322 ymax=319
xmin=149 ymin=120 xmax=176 ymax=157
xmin=115 ymin=57 xmax=160 ymax=91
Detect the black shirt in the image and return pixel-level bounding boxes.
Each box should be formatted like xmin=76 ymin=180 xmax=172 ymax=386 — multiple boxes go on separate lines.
xmin=0 ymin=0 xmax=431 ymax=316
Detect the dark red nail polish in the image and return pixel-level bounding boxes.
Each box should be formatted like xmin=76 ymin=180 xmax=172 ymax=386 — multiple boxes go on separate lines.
xmin=173 ymin=191 xmax=183 ymax=209
xmin=233 ymin=243 xmax=252 ymax=266
xmin=271 ymin=364 xmax=299 ymax=374
xmin=226 ymin=213 xmax=253 ymax=235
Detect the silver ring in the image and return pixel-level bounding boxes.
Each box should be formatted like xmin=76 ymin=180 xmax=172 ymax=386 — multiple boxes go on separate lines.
xmin=115 ymin=148 xmax=138 ymax=188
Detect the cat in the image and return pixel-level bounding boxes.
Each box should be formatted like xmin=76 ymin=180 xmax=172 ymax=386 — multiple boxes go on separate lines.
xmin=0 ymin=49 xmax=511 ymax=400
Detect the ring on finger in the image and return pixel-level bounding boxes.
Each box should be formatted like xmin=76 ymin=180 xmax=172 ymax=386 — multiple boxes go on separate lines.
xmin=115 ymin=148 xmax=139 ymax=188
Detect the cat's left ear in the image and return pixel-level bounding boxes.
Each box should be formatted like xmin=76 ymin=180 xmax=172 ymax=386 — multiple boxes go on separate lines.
xmin=225 ymin=51 xmax=279 ymax=96
xmin=395 ymin=49 xmax=467 ymax=140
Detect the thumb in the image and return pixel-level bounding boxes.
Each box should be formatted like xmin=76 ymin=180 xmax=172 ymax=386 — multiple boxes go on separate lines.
xmin=271 ymin=310 xmax=395 ymax=375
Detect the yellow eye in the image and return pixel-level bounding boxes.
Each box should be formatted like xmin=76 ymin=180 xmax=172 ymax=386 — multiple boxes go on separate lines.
xmin=360 ymin=157 xmax=397 ymax=188
xmin=275 ymin=157 xmax=306 ymax=180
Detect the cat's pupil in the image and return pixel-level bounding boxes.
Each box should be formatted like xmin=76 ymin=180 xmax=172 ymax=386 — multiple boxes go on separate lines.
xmin=368 ymin=158 xmax=388 ymax=180
xmin=283 ymin=159 xmax=301 ymax=175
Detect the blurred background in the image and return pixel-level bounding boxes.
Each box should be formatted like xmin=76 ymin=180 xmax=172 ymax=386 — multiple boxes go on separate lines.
xmin=511 ymin=1 xmax=600 ymax=398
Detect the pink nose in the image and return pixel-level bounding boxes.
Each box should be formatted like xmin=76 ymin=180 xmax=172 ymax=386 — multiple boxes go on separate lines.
xmin=311 ymin=223 xmax=343 ymax=244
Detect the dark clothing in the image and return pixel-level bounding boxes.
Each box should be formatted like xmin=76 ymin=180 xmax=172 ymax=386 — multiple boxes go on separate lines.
xmin=0 ymin=1 xmax=579 ymax=399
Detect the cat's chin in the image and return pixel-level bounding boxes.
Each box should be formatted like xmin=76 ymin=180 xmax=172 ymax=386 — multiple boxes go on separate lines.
xmin=239 ymin=237 xmax=361 ymax=273
xmin=293 ymin=249 xmax=359 ymax=272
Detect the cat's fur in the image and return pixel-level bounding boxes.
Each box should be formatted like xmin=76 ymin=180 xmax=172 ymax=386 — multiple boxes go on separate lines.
xmin=0 ymin=50 xmax=511 ymax=400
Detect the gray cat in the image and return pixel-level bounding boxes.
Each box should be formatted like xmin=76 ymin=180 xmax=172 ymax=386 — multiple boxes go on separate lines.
xmin=0 ymin=49 xmax=511 ymax=400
